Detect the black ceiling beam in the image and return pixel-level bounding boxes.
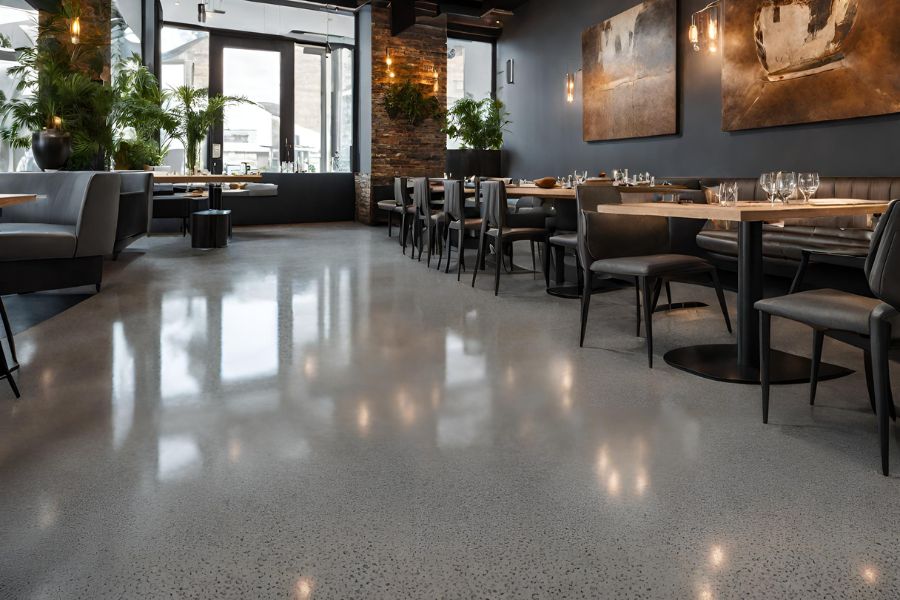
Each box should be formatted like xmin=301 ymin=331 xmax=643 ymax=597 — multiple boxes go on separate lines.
xmin=391 ymin=0 xmax=418 ymax=35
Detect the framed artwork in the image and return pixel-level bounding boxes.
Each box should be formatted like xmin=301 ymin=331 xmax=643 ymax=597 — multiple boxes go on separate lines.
xmin=582 ymin=0 xmax=677 ymax=142
xmin=722 ymin=0 xmax=900 ymax=131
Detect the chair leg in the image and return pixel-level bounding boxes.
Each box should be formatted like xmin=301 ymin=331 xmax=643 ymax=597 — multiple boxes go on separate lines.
xmin=634 ymin=277 xmax=642 ymax=337
xmin=651 ymin=279 xmax=663 ymax=312
xmin=760 ymin=311 xmax=772 ymax=424
xmin=0 ymin=298 xmax=17 ymax=364
xmin=531 ymin=241 xmax=537 ymax=280
xmin=494 ymin=238 xmax=503 ymax=296
xmin=580 ymin=270 xmax=593 ymax=347
xmin=810 ymin=330 xmax=824 ymax=406
xmin=710 ymin=271 xmax=733 ymax=334
xmin=789 ymin=251 xmax=811 ymax=294
xmin=865 ymin=350 xmax=878 ymax=416
xmin=457 ymin=232 xmax=466 ymax=281
xmin=472 ymin=233 xmax=486 ymax=288
xmin=665 ymin=282 xmax=673 ymax=308
xmin=400 ymin=212 xmax=408 ymax=253
xmin=641 ymin=278 xmax=654 ymax=368
xmin=0 ymin=334 xmax=19 ymax=398
xmin=544 ymin=240 xmax=552 ymax=289
xmin=387 ymin=210 xmax=394 ymax=238
xmin=444 ymin=227 xmax=452 ymax=274
xmin=871 ymin=319 xmax=892 ymax=476
xmin=555 ymin=246 xmax=566 ymax=285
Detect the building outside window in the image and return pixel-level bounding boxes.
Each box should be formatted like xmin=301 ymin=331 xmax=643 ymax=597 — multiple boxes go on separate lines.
xmin=0 ymin=0 xmax=37 ymax=172
xmin=446 ymin=38 xmax=493 ymax=150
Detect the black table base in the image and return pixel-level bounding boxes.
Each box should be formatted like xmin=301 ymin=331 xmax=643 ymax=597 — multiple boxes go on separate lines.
xmin=546 ymin=280 xmax=627 ymax=299
xmin=653 ymin=301 xmax=709 ymax=313
xmin=664 ymin=344 xmax=853 ymax=385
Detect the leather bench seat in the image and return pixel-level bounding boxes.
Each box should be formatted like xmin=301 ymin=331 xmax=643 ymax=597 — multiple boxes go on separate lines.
xmin=0 ymin=223 xmax=78 ymax=260
xmin=697 ymin=225 xmax=873 ymax=261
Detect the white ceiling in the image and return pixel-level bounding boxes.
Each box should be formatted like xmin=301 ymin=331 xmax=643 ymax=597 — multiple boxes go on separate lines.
xmin=160 ymin=0 xmax=355 ymax=40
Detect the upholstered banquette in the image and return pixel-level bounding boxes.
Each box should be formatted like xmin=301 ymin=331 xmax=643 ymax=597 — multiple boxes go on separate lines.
xmin=694 ymin=177 xmax=900 ymax=266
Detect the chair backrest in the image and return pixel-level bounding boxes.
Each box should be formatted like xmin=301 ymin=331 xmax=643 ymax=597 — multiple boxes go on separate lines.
xmin=394 ymin=177 xmax=412 ymax=207
xmin=412 ymin=177 xmax=431 ymax=215
xmin=481 ymin=180 xmax=508 ymax=229
xmin=576 ymin=185 xmax=669 ymax=264
xmin=866 ymin=200 xmax=900 ymax=308
xmin=444 ymin=179 xmax=465 ymax=221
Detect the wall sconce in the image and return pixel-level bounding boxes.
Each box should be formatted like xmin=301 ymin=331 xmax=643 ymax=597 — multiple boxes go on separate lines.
xmin=506 ymin=59 xmax=515 ymax=85
xmin=197 ymin=2 xmax=206 ymax=23
xmin=386 ymin=47 xmax=395 ymax=79
xmin=565 ymin=71 xmax=575 ymax=103
xmin=690 ymin=1 xmax=720 ymax=53
xmin=69 ymin=16 xmax=81 ymax=44
xmin=432 ymin=64 xmax=439 ymax=93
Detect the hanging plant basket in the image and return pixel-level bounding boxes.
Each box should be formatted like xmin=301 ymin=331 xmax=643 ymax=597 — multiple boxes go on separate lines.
xmin=383 ymin=80 xmax=443 ymax=127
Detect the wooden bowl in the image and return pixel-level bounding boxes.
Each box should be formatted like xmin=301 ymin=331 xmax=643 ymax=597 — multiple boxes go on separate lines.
xmin=533 ymin=177 xmax=557 ymax=189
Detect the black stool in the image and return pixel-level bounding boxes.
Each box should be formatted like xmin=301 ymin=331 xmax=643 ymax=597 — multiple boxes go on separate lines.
xmin=192 ymin=209 xmax=232 ymax=249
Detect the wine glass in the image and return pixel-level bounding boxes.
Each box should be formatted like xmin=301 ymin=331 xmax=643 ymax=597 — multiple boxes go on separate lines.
xmin=798 ymin=172 xmax=820 ymax=203
xmin=759 ymin=172 xmax=776 ymax=204
xmin=775 ymin=171 xmax=797 ymax=204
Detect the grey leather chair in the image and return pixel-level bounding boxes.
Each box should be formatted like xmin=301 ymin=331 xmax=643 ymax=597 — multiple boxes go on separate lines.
xmin=114 ymin=172 xmax=153 ymax=259
xmin=441 ymin=179 xmax=483 ymax=280
xmin=757 ymin=200 xmax=900 ymax=476
xmin=377 ymin=177 xmax=411 ymax=244
xmin=0 ymin=172 xmax=121 ymax=295
xmin=412 ymin=177 xmax=446 ymax=267
xmin=471 ymin=180 xmax=547 ymax=296
xmin=577 ymin=187 xmax=731 ymax=367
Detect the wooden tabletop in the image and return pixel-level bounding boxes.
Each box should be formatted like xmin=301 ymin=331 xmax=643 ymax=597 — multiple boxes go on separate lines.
xmin=593 ymin=199 xmax=892 ymax=222
xmin=153 ymin=174 xmax=264 ymax=183
xmin=0 ymin=193 xmax=38 ymax=208
xmin=504 ymin=184 xmax=688 ymax=199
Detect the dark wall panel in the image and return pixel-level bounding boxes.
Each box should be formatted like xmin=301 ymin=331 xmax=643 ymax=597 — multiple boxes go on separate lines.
xmin=497 ymin=0 xmax=900 ymax=179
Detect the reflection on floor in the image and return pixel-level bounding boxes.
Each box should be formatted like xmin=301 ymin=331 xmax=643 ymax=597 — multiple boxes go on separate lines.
xmin=0 ymin=223 xmax=898 ymax=599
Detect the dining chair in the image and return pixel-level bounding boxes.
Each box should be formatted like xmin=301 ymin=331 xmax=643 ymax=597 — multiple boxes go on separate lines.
xmin=441 ymin=179 xmax=483 ymax=279
xmin=471 ymin=180 xmax=547 ymax=296
xmin=757 ymin=200 xmax=900 ymax=476
xmin=577 ymin=193 xmax=731 ymax=367
xmin=544 ymin=194 xmax=581 ymax=293
xmin=412 ymin=177 xmax=446 ymax=267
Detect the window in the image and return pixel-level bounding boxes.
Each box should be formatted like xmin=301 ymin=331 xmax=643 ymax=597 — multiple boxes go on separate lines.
xmin=160 ymin=27 xmax=210 ymax=172
xmin=0 ymin=0 xmax=37 ymax=172
xmin=446 ymin=39 xmax=493 ymax=150
xmin=222 ymin=47 xmax=281 ymax=172
xmin=110 ymin=0 xmax=142 ymax=77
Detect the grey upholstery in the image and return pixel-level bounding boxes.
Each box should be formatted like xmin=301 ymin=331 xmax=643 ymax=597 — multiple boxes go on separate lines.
xmin=590 ymin=254 xmax=714 ymax=277
xmin=0 ymin=172 xmax=121 ymax=259
xmin=0 ymin=223 xmax=77 ymax=260
xmin=755 ymin=288 xmax=898 ymax=337
xmin=696 ymin=177 xmax=900 ymax=265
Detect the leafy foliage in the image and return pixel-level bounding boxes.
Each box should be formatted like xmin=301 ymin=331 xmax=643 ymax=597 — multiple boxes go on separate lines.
xmin=384 ymin=80 xmax=443 ymax=127
xmin=165 ymin=86 xmax=250 ymax=174
xmin=110 ymin=56 xmax=176 ymax=168
xmin=443 ymin=97 xmax=511 ymax=151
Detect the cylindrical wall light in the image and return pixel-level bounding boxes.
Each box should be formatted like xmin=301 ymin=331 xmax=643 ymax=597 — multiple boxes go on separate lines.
xmin=565 ymin=71 xmax=575 ymax=103
xmin=689 ymin=1 xmax=720 ymax=54
xmin=69 ymin=16 xmax=81 ymax=44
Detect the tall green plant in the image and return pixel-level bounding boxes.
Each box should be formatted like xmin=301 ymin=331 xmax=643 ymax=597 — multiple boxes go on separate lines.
xmin=443 ymin=97 xmax=511 ymax=151
xmin=111 ymin=55 xmax=176 ymax=168
xmin=384 ymin=80 xmax=443 ymax=127
xmin=167 ymin=86 xmax=249 ymax=174
xmin=0 ymin=0 xmax=118 ymax=169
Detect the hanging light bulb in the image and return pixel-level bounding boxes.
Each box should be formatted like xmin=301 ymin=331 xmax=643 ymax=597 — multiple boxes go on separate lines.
xmin=385 ymin=47 xmax=393 ymax=67
xmin=69 ymin=16 xmax=81 ymax=44
xmin=566 ymin=72 xmax=575 ymax=103
xmin=689 ymin=14 xmax=699 ymax=51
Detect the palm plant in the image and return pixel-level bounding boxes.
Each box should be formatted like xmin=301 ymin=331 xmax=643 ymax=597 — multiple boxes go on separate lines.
xmin=167 ymin=86 xmax=249 ymax=174
xmin=111 ymin=55 xmax=176 ymax=168
xmin=443 ymin=97 xmax=511 ymax=150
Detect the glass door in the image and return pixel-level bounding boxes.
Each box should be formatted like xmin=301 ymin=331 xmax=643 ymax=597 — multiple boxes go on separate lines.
xmin=209 ymin=36 xmax=294 ymax=174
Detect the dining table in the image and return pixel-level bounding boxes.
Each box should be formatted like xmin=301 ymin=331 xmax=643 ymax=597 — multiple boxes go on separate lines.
xmin=152 ymin=174 xmax=264 ymax=210
xmin=593 ymin=198 xmax=892 ymax=384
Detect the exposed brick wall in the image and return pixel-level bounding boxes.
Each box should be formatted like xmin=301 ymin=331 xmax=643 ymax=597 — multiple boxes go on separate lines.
xmin=358 ymin=8 xmax=447 ymax=224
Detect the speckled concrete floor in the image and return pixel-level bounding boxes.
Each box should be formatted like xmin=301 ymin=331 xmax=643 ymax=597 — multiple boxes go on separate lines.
xmin=1 ymin=223 xmax=898 ymax=599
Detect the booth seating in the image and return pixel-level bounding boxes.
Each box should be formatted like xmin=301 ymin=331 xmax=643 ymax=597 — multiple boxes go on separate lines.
xmin=114 ymin=172 xmax=153 ymax=259
xmin=0 ymin=172 xmax=121 ymax=295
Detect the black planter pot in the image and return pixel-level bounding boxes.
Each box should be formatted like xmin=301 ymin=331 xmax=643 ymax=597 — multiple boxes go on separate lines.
xmin=446 ymin=149 xmax=502 ymax=178
xmin=32 ymin=129 xmax=71 ymax=171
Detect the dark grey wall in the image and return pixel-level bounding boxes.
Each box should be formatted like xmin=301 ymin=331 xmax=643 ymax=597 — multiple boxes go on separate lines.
xmin=497 ymin=0 xmax=900 ymax=179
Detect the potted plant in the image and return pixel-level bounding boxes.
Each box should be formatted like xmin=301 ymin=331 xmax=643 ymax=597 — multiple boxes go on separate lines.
xmin=0 ymin=0 xmax=116 ymax=171
xmin=443 ymin=97 xmax=511 ymax=178
xmin=167 ymin=86 xmax=249 ymax=174
xmin=111 ymin=55 xmax=176 ymax=170
xmin=384 ymin=80 xmax=443 ymax=127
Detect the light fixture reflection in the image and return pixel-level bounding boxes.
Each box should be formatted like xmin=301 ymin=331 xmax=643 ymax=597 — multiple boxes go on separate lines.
xmin=710 ymin=545 xmax=725 ymax=567
xmin=861 ymin=566 xmax=878 ymax=584
xmin=607 ymin=470 xmax=620 ymax=495
xmin=294 ymin=576 xmax=314 ymax=600
xmin=357 ymin=402 xmax=370 ymax=433
xmin=635 ymin=469 xmax=648 ymax=495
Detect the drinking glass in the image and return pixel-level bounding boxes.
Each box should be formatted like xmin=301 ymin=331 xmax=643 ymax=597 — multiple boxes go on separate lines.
xmin=798 ymin=172 xmax=819 ymax=203
xmin=759 ymin=172 xmax=776 ymax=204
xmin=775 ymin=171 xmax=797 ymax=204
xmin=717 ymin=182 xmax=737 ymax=206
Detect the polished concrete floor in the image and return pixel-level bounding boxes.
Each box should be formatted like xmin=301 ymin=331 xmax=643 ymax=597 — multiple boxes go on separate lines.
xmin=1 ymin=224 xmax=899 ymax=599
